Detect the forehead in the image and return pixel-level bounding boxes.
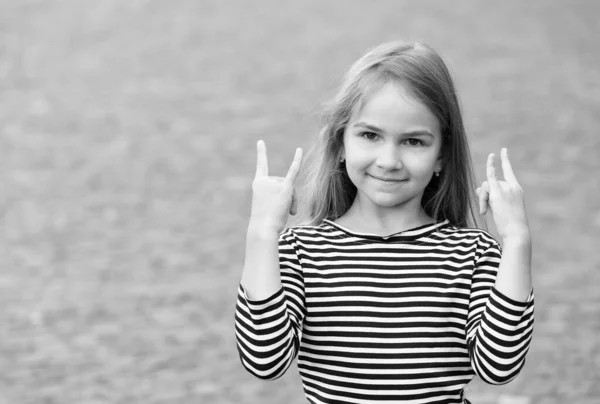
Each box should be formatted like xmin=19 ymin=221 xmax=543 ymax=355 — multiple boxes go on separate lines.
xmin=351 ymin=81 xmax=441 ymax=135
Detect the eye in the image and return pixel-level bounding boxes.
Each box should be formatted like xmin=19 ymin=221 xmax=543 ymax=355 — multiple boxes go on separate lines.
xmin=404 ymin=138 xmax=424 ymax=146
xmin=360 ymin=131 xmax=379 ymax=141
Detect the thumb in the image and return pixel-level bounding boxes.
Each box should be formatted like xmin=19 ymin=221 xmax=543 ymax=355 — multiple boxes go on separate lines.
xmin=482 ymin=181 xmax=490 ymax=194
xmin=476 ymin=185 xmax=489 ymax=215
xmin=289 ymin=189 xmax=298 ymax=216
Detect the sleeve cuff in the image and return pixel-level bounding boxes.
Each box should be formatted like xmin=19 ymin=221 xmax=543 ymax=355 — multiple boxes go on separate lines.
xmin=486 ymin=287 xmax=534 ymax=329
xmin=239 ymin=284 xmax=286 ymax=314
xmin=491 ymin=286 xmax=534 ymax=308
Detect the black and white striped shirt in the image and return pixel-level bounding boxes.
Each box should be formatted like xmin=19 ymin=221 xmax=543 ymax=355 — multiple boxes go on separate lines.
xmin=235 ymin=219 xmax=534 ymax=404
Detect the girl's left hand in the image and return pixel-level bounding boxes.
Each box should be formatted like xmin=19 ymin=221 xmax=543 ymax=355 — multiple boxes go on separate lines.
xmin=476 ymin=148 xmax=530 ymax=240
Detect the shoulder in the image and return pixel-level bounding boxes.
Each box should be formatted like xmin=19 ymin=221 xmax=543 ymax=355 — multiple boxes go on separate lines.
xmin=435 ymin=223 xmax=499 ymax=249
xmin=434 ymin=224 xmax=502 ymax=266
xmin=279 ymin=220 xmax=357 ymax=247
xmin=280 ymin=221 xmax=338 ymax=241
xmin=277 ymin=222 xmax=342 ymax=256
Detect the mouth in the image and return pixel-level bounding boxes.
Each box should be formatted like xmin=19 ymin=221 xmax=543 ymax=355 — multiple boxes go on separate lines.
xmin=368 ymin=174 xmax=407 ymax=183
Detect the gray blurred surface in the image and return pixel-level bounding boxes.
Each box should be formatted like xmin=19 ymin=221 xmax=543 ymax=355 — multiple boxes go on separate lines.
xmin=1 ymin=0 xmax=599 ymax=403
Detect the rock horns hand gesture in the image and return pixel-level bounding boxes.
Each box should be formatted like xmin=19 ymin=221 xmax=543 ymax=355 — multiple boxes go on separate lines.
xmin=476 ymin=148 xmax=530 ymax=240
xmin=250 ymin=140 xmax=303 ymax=234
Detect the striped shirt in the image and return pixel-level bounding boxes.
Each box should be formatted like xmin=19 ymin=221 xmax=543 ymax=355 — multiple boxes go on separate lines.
xmin=235 ymin=219 xmax=534 ymax=404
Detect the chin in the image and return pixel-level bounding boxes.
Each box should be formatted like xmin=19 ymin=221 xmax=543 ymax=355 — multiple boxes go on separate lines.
xmin=368 ymin=193 xmax=410 ymax=208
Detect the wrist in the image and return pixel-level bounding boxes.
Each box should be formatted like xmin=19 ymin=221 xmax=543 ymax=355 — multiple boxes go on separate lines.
xmin=247 ymin=222 xmax=281 ymax=240
xmin=501 ymin=224 xmax=531 ymax=242
xmin=502 ymin=231 xmax=532 ymax=246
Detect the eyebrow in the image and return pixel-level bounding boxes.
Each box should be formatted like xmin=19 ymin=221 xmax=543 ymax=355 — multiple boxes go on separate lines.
xmin=353 ymin=121 xmax=434 ymax=138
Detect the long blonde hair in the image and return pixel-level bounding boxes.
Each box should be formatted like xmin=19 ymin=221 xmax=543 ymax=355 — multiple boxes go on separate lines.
xmin=301 ymin=41 xmax=480 ymax=228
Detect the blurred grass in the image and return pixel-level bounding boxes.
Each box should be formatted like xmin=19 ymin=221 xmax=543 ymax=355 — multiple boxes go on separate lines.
xmin=1 ymin=0 xmax=600 ymax=403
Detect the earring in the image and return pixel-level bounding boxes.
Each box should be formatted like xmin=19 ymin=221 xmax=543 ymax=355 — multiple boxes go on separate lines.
xmin=340 ymin=158 xmax=345 ymax=163
xmin=435 ymin=171 xmax=440 ymax=177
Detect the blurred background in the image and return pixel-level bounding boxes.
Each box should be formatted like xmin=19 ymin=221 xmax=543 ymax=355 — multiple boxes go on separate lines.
xmin=1 ymin=0 xmax=599 ymax=403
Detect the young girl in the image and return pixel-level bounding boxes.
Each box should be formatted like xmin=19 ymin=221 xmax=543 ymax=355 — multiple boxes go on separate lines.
xmin=235 ymin=41 xmax=534 ymax=404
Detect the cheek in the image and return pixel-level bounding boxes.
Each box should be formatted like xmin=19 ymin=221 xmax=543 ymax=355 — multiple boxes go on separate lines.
xmin=344 ymin=156 xmax=369 ymax=184
xmin=346 ymin=155 xmax=372 ymax=175
xmin=345 ymin=146 xmax=369 ymax=168
xmin=408 ymin=153 xmax=439 ymax=173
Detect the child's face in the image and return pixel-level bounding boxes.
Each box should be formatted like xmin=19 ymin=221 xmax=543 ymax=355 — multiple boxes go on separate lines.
xmin=342 ymin=81 xmax=443 ymax=213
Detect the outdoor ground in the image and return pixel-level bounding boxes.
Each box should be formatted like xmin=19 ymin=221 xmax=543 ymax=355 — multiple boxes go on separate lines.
xmin=1 ymin=0 xmax=600 ymax=403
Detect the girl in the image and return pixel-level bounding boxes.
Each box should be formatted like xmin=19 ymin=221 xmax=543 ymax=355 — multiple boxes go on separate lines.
xmin=235 ymin=41 xmax=534 ymax=404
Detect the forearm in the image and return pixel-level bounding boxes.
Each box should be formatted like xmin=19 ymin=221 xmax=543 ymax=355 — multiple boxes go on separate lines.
xmin=240 ymin=223 xmax=282 ymax=301
xmin=494 ymin=234 xmax=532 ymax=302
xmin=468 ymin=236 xmax=535 ymax=384
xmin=235 ymin=286 xmax=298 ymax=380
xmin=236 ymin=224 xmax=303 ymax=379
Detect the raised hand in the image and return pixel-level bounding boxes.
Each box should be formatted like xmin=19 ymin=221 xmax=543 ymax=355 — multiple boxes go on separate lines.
xmin=476 ymin=148 xmax=530 ymax=240
xmin=250 ymin=140 xmax=303 ymax=234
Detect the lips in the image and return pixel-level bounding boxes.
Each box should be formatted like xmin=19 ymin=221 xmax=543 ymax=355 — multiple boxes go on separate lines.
xmin=368 ymin=174 xmax=406 ymax=183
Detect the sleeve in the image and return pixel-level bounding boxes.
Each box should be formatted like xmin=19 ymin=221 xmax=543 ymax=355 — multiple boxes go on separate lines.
xmin=234 ymin=229 xmax=306 ymax=380
xmin=465 ymin=235 xmax=535 ymax=385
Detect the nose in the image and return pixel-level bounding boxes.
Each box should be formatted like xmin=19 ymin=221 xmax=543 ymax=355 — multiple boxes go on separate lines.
xmin=375 ymin=144 xmax=402 ymax=170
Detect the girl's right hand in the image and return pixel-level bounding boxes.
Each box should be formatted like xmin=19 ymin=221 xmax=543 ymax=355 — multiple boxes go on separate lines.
xmin=249 ymin=140 xmax=303 ymax=234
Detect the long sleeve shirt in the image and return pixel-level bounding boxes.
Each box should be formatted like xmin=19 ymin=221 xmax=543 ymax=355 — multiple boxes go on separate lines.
xmin=235 ymin=219 xmax=534 ymax=404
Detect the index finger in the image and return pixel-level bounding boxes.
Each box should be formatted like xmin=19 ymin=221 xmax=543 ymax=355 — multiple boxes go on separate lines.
xmin=500 ymin=148 xmax=520 ymax=185
xmin=255 ymin=140 xmax=268 ymax=178
xmin=285 ymin=148 xmax=303 ymax=183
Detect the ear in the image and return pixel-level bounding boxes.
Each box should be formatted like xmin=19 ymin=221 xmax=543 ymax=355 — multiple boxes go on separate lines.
xmin=435 ymin=154 xmax=443 ymax=173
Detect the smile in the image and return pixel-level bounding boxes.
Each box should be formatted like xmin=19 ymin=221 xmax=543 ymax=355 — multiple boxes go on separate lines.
xmin=368 ymin=174 xmax=407 ymax=183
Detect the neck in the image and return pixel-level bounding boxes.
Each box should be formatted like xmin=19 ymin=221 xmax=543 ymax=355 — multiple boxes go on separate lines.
xmin=338 ymin=198 xmax=434 ymax=236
